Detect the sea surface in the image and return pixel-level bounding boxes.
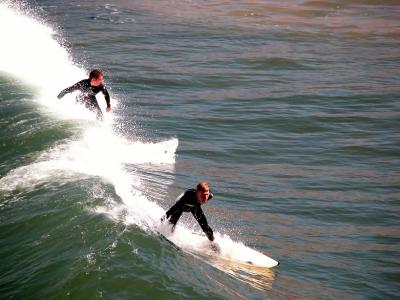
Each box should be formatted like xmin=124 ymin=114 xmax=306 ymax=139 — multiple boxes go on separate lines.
xmin=1 ymin=0 xmax=399 ymax=299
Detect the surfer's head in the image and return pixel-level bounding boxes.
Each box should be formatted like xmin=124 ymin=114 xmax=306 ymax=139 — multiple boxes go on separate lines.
xmin=89 ymin=69 xmax=104 ymax=87
xmin=196 ymin=181 xmax=210 ymax=204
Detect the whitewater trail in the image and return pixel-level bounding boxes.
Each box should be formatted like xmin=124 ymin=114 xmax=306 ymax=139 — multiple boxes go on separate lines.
xmin=0 ymin=3 xmax=278 ymax=288
xmin=0 ymin=1 xmax=177 ymax=229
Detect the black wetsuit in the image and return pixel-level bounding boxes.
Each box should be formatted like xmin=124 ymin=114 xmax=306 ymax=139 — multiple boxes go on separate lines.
xmin=165 ymin=189 xmax=215 ymax=241
xmin=57 ymin=79 xmax=110 ymax=120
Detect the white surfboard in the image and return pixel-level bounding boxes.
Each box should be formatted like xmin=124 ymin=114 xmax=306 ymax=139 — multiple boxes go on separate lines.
xmin=157 ymin=223 xmax=279 ymax=269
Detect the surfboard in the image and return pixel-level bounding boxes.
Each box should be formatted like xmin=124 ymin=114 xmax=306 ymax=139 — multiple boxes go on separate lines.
xmin=157 ymin=223 xmax=279 ymax=269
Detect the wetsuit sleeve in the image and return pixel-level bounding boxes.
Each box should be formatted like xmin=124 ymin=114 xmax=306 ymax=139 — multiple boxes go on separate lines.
xmin=57 ymin=81 xmax=82 ymax=99
xmin=101 ymin=86 xmax=111 ymax=108
xmin=192 ymin=206 xmax=214 ymax=241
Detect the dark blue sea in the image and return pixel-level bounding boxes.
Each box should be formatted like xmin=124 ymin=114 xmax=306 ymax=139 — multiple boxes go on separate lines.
xmin=1 ymin=0 xmax=399 ymax=299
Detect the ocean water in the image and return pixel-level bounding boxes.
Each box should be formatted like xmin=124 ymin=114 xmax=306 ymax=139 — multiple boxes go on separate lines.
xmin=1 ymin=0 xmax=399 ymax=299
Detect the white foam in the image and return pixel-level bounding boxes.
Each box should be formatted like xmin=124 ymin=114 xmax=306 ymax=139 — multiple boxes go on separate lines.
xmin=0 ymin=2 xmax=115 ymax=121
xmin=0 ymin=3 xmax=85 ymax=93
xmin=0 ymin=3 xmax=278 ymax=278
xmin=0 ymin=2 xmax=175 ymax=226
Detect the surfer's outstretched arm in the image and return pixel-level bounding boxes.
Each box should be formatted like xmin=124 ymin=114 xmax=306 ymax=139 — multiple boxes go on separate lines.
xmin=192 ymin=206 xmax=214 ymax=241
xmin=192 ymin=207 xmax=220 ymax=253
xmin=101 ymin=87 xmax=111 ymax=112
xmin=57 ymin=80 xmax=84 ymax=99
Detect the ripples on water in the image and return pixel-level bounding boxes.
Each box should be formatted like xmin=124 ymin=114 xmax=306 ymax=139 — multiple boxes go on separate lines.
xmin=1 ymin=0 xmax=399 ymax=299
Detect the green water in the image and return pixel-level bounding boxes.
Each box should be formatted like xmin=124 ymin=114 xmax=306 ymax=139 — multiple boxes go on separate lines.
xmin=1 ymin=0 xmax=399 ymax=299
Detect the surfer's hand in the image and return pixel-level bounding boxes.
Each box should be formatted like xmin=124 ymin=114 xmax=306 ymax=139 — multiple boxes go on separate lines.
xmin=160 ymin=215 xmax=166 ymax=223
xmin=106 ymin=107 xmax=112 ymax=112
xmin=210 ymin=242 xmax=221 ymax=254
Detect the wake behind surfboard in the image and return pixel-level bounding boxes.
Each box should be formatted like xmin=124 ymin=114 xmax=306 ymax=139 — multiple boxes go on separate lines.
xmin=155 ymin=228 xmax=278 ymax=290
xmin=156 ymin=222 xmax=279 ymax=269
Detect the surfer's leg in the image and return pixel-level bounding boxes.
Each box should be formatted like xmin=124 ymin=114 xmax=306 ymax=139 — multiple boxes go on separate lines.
xmin=168 ymin=211 xmax=183 ymax=232
xmin=85 ymin=96 xmax=104 ymax=121
xmin=95 ymin=108 xmax=104 ymax=121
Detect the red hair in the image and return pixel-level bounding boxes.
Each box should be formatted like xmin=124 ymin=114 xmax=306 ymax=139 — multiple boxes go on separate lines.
xmin=197 ymin=181 xmax=209 ymax=192
xmin=89 ymin=69 xmax=103 ymax=80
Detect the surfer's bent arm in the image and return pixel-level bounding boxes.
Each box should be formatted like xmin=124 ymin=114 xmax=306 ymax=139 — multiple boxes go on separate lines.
xmin=165 ymin=193 xmax=187 ymax=223
xmin=192 ymin=206 xmax=214 ymax=242
xmin=165 ymin=201 xmax=182 ymax=220
xmin=57 ymin=81 xmax=83 ymax=99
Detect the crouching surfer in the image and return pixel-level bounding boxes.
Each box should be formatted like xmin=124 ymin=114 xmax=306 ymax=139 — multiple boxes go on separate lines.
xmin=57 ymin=69 xmax=111 ymax=121
xmin=161 ymin=181 xmax=221 ymax=253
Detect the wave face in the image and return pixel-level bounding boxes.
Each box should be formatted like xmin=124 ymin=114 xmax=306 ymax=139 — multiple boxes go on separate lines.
xmin=0 ymin=2 xmax=179 ymax=230
xmin=1 ymin=1 xmax=399 ymax=299
xmin=0 ymin=3 xmax=278 ymax=298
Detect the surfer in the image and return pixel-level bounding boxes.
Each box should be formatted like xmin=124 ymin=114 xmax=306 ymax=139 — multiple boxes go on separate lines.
xmin=162 ymin=181 xmax=221 ymax=253
xmin=57 ymin=69 xmax=111 ymax=120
